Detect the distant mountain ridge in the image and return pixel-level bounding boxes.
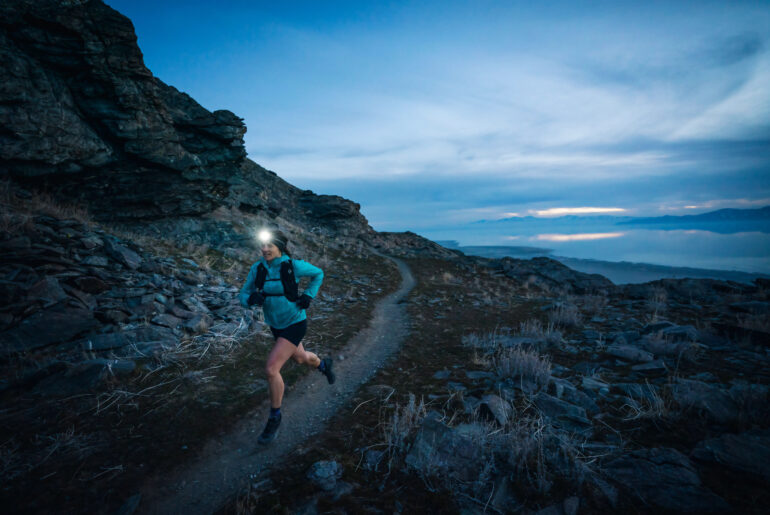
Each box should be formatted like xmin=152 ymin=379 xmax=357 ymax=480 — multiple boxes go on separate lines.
xmin=617 ymin=206 xmax=770 ymax=225
xmin=472 ymin=206 xmax=770 ymax=225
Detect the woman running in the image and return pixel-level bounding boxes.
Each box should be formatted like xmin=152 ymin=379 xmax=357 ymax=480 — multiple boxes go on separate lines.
xmin=239 ymin=229 xmax=335 ymax=444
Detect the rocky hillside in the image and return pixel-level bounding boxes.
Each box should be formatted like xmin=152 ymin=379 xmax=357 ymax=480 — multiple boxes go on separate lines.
xmin=0 ymin=0 xmax=372 ymax=249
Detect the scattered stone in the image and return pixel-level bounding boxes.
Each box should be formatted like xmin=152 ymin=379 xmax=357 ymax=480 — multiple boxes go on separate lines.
xmin=152 ymin=314 xmax=183 ymax=329
xmin=80 ymin=235 xmax=104 ymax=249
xmin=183 ymin=314 xmax=211 ymax=334
xmin=465 ymin=370 xmax=495 ymax=380
xmin=104 ymin=238 xmax=142 ymax=270
xmin=28 ymin=276 xmax=68 ymax=304
xmin=631 ymin=359 xmax=667 ymax=372
xmin=532 ymin=391 xmax=592 ymax=435
xmin=432 ymin=370 xmax=450 ymax=380
xmin=78 ymin=326 xmax=177 ymax=352
xmin=306 ymin=460 xmax=342 ymax=491
xmin=605 ymin=343 xmax=653 ymax=363
xmin=479 ymin=394 xmax=511 ymax=426
xmin=660 ymin=324 xmax=699 ymax=342
xmin=81 ymin=255 xmax=109 ymax=267
xmin=446 ymin=382 xmax=467 ymax=392
xmin=74 ymin=276 xmax=109 ymax=293
xmin=581 ymin=376 xmax=609 ymax=391
xmin=640 ymin=334 xmax=694 ymax=358
xmin=170 ymin=305 xmax=196 ymax=319
xmin=181 ymin=296 xmax=210 ymax=313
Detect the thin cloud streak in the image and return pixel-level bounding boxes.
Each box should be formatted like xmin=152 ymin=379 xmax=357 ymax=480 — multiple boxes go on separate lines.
xmin=533 ymin=233 xmax=627 ymax=242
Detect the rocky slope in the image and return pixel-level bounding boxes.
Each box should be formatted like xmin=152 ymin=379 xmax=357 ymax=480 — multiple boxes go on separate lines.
xmin=0 ymin=0 xmax=372 ymax=247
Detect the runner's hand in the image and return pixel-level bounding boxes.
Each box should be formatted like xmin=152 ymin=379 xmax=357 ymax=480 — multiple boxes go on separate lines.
xmin=248 ymin=291 xmax=265 ymax=307
xmin=296 ymin=294 xmax=312 ymax=309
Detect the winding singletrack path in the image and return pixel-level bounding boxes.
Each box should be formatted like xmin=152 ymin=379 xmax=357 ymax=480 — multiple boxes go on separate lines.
xmin=138 ymin=252 xmax=414 ymax=514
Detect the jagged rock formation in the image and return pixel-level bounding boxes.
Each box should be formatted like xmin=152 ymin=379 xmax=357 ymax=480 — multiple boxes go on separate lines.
xmin=0 ymin=0 xmax=373 ymax=243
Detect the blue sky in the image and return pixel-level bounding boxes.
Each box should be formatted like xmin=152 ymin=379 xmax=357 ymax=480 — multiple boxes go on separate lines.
xmin=106 ymin=0 xmax=770 ymax=233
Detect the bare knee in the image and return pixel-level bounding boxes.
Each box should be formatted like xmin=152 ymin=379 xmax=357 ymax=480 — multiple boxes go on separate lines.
xmin=292 ymin=351 xmax=308 ymax=365
xmin=265 ymin=362 xmax=281 ymax=379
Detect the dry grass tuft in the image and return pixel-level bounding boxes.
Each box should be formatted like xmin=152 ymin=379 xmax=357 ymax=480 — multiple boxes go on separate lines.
xmin=1 ymin=178 xmax=92 ymax=235
xmin=383 ymin=393 xmax=427 ymax=463
xmin=495 ymin=346 xmax=552 ymax=387
xmin=548 ymin=302 xmax=582 ymax=328
xmin=647 ymin=287 xmax=668 ymax=322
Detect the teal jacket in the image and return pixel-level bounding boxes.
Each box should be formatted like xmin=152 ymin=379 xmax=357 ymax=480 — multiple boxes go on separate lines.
xmin=238 ymin=254 xmax=324 ymax=329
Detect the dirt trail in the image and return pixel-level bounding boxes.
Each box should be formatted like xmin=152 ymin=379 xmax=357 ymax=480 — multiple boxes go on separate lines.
xmin=137 ymin=252 xmax=414 ymax=514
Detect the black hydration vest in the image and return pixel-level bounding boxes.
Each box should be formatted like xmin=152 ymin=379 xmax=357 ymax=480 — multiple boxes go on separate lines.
xmin=254 ymin=260 xmax=299 ymax=302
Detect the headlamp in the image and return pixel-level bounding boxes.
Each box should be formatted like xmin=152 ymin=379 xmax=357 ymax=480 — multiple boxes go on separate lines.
xmin=258 ymin=230 xmax=273 ymax=244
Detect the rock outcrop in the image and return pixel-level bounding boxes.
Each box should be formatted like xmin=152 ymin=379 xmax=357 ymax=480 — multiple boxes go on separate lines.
xmin=0 ymin=0 xmax=373 ymax=242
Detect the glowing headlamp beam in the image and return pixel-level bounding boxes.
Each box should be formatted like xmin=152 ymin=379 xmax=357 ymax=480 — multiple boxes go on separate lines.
xmin=258 ymin=230 xmax=273 ymax=243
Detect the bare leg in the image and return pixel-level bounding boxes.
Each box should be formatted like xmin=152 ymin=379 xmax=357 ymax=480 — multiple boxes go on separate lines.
xmin=292 ymin=343 xmax=321 ymax=368
xmin=265 ymin=337 xmax=299 ymax=409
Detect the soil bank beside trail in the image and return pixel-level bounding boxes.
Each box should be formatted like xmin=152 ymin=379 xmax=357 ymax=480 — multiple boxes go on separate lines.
xmin=137 ymin=252 xmax=414 ymax=514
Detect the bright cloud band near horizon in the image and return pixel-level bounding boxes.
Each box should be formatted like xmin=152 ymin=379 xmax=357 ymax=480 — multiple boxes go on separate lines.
xmin=531 ymin=207 xmax=627 ymax=216
xmin=534 ymin=232 xmax=626 ymax=242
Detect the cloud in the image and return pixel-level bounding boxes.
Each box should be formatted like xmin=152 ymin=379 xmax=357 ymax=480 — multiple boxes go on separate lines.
xmin=533 ymin=232 xmax=626 ymax=242
xmin=532 ymin=207 xmax=627 ymax=217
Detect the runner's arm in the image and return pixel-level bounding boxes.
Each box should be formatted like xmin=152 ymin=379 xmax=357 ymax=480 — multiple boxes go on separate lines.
xmin=238 ymin=264 xmax=258 ymax=308
xmin=293 ymin=260 xmax=324 ymax=298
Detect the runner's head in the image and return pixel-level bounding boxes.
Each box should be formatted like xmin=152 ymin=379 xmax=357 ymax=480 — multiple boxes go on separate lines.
xmin=258 ymin=229 xmax=291 ymax=259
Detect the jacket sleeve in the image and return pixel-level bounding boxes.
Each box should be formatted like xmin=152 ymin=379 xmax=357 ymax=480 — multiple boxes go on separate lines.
xmin=238 ymin=264 xmax=258 ymax=308
xmin=293 ymin=259 xmax=324 ymax=298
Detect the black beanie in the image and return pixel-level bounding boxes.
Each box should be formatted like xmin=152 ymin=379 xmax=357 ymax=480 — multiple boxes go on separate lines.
xmin=271 ymin=231 xmax=290 ymax=256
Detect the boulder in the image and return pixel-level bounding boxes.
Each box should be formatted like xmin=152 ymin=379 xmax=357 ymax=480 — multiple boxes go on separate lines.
xmin=104 ymin=239 xmax=142 ymax=270
xmin=28 ymin=276 xmax=68 ymax=304
xmin=605 ymin=343 xmax=653 ymax=363
xmin=32 ymin=359 xmax=136 ymax=396
xmin=670 ymin=379 xmax=739 ymax=424
xmin=479 ymin=394 xmax=512 ymax=426
xmin=532 ymin=391 xmax=592 ymax=435
xmin=306 ymin=460 xmax=342 ymax=492
xmin=79 ymin=326 xmax=177 ymax=352
xmin=406 ymin=411 xmax=483 ymax=483
xmin=0 ymin=302 xmax=98 ymax=354
xmin=604 ymin=447 xmax=730 ymax=513
xmin=74 ymin=276 xmax=110 ymax=293
xmin=691 ymin=430 xmax=770 ymax=481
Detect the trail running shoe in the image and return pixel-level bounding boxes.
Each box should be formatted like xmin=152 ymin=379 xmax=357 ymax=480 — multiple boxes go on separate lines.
xmin=257 ymin=414 xmax=281 ymax=445
xmin=319 ymin=358 xmax=335 ymax=384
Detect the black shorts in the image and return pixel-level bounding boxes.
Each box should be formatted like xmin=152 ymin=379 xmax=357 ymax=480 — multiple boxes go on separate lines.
xmin=269 ymin=319 xmax=307 ymax=346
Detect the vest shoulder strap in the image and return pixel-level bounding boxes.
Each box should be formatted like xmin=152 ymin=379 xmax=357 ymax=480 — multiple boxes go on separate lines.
xmin=280 ymin=259 xmax=299 ymax=301
xmin=255 ymin=263 xmax=268 ymax=291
